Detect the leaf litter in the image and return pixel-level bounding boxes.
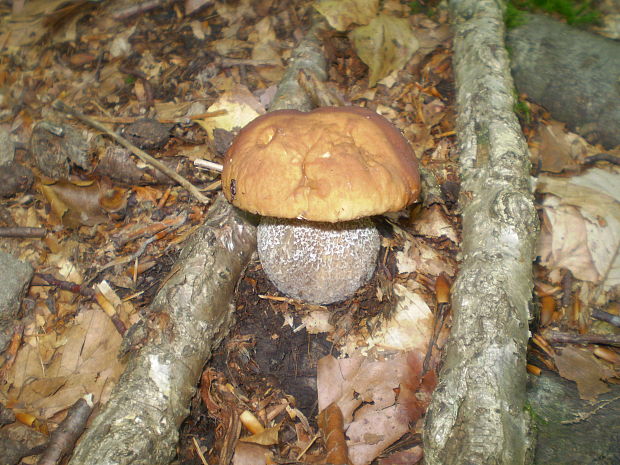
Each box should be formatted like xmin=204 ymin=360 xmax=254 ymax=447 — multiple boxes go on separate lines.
xmin=0 ymin=0 xmax=617 ymax=464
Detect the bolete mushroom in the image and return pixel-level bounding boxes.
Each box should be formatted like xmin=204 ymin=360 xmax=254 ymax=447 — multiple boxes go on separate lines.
xmin=222 ymin=106 xmax=420 ymax=305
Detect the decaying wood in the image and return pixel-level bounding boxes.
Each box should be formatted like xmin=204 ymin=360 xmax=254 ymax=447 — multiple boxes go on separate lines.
xmin=269 ymin=10 xmax=328 ymax=112
xmin=38 ymin=395 xmax=94 ymax=465
xmin=67 ymin=197 xmax=257 ymax=465
xmin=66 ymin=9 xmax=328 ymax=464
xmin=423 ymin=1 xmax=538 ymax=464
xmin=507 ymin=13 xmax=620 ymax=148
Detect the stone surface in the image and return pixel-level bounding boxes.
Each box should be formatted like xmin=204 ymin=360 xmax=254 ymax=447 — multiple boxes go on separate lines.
xmin=0 ymin=252 xmax=33 ymax=351
xmin=0 ymin=127 xmax=15 ymax=166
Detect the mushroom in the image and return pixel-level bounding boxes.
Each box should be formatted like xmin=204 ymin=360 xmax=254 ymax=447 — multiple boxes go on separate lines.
xmin=222 ymin=106 xmax=420 ymax=305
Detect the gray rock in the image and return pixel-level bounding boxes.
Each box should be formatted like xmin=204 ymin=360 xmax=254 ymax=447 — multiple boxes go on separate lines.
xmin=0 ymin=252 xmax=33 ymax=351
xmin=0 ymin=127 xmax=15 ymax=166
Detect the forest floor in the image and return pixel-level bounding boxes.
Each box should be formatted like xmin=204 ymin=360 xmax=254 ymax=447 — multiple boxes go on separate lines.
xmin=0 ymin=1 xmax=618 ymax=464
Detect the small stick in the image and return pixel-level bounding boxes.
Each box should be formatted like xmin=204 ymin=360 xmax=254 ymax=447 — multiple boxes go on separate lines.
xmin=112 ymin=0 xmax=162 ymax=20
xmin=194 ymin=159 xmax=223 ymax=172
xmin=592 ymin=308 xmax=620 ymax=328
xmin=584 ymin=153 xmax=620 ymax=166
xmin=52 ymin=100 xmax=209 ymax=204
xmin=37 ymin=394 xmax=94 ymax=465
xmin=561 ymin=395 xmax=620 ymax=425
xmin=88 ymin=110 xmax=227 ymax=125
xmin=191 ymin=436 xmax=209 ymax=465
xmin=0 ymin=226 xmax=46 ymax=238
xmin=33 ymin=273 xmax=95 ymax=297
xmin=543 ymin=330 xmax=620 ymax=348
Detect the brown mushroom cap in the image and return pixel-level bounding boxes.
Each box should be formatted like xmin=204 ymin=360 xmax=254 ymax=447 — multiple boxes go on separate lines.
xmin=222 ymin=106 xmax=420 ymax=222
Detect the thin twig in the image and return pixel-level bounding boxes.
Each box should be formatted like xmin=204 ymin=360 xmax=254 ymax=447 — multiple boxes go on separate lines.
xmin=33 ymin=273 xmax=95 ymax=297
xmin=37 ymin=395 xmax=94 ymax=465
xmin=543 ymin=330 xmax=620 ymax=348
xmin=194 ymin=159 xmax=223 ymax=172
xmin=584 ymin=153 xmax=620 ymax=166
xmin=99 ymin=213 xmax=187 ymax=272
xmin=111 ymin=0 xmax=163 ymax=20
xmin=0 ymin=226 xmax=46 ymax=238
xmin=591 ymin=308 xmax=620 ymax=328
xmin=191 ymin=436 xmax=210 ymax=465
xmin=561 ymin=395 xmax=620 ymax=424
xmin=52 ymin=100 xmax=210 ymax=204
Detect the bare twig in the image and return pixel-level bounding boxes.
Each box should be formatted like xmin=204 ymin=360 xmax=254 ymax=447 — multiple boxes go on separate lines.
xmin=0 ymin=227 xmax=46 ymax=238
xmin=33 ymin=273 xmax=95 ymax=297
xmin=194 ymin=159 xmax=223 ymax=173
xmin=90 ymin=109 xmax=226 ymax=125
xmin=584 ymin=153 xmax=620 ymax=166
xmin=52 ymin=100 xmax=209 ymax=204
xmin=191 ymin=437 xmax=209 ymax=465
xmin=561 ymin=395 xmax=620 ymax=425
xmin=100 ymin=213 xmax=187 ymax=272
xmin=592 ymin=308 xmax=620 ymax=328
xmin=112 ymin=212 xmax=188 ymax=248
xmin=543 ymin=330 xmax=620 ymax=348
xmin=37 ymin=395 xmax=94 ymax=465
xmin=111 ymin=0 xmax=163 ymax=20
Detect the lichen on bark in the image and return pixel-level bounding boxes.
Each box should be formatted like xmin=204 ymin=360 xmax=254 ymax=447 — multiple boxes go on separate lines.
xmin=423 ymin=1 xmax=539 ymax=464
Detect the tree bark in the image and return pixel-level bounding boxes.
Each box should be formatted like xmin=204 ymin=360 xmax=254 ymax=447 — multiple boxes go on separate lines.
xmin=507 ymin=13 xmax=620 ymax=148
xmin=423 ymin=1 xmax=538 ymax=464
xmin=270 ymin=10 xmax=328 ymax=112
xmin=67 ymin=197 xmax=256 ymax=465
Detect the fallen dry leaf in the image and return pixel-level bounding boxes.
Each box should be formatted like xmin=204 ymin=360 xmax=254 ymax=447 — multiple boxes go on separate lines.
xmin=185 ymin=0 xmax=212 ymax=16
xmin=411 ymin=203 xmax=458 ymax=242
xmin=319 ymin=403 xmax=351 ymax=465
xmin=2 ymin=307 xmax=124 ymax=419
xmin=341 ymin=284 xmax=433 ymax=355
xmin=232 ymin=442 xmax=270 ymax=465
xmin=197 ymin=86 xmax=265 ymax=138
xmin=538 ymin=198 xmax=599 ymax=283
xmin=250 ymin=17 xmax=284 ymax=83
xmin=314 ymin=0 xmax=379 ymax=31
xmin=239 ymin=424 xmax=280 ymax=446
xmin=538 ymin=168 xmax=620 ymax=288
xmin=214 ymin=0 xmax=256 ymax=23
xmin=553 ymin=346 xmax=613 ymax=400
xmin=317 ymin=351 xmax=428 ymax=465
xmin=378 ymin=445 xmax=424 ymax=465
xmin=395 ymin=238 xmax=456 ymax=277
xmin=38 ymin=180 xmax=127 ymax=228
xmin=533 ymin=121 xmax=588 ymax=173
xmin=0 ymin=0 xmax=89 ymax=48
xmin=349 ymin=14 xmax=419 ymax=87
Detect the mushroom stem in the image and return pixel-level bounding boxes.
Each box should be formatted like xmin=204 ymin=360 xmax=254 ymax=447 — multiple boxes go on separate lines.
xmin=257 ymin=217 xmax=381 ymax=305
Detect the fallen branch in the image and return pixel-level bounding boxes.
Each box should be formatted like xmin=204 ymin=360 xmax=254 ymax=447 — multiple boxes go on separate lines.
xmin=38 ymin=395 xmax=94 ymax=465
xmin=66 ymin=197 xmax=256 ymax=465
xmin=0 ymin=226 xmax=46 ymax=238
xmin=423 ymin=1 xmax=538 ymax=464
xmin=52 ymin=100 xmax=209 ymax=204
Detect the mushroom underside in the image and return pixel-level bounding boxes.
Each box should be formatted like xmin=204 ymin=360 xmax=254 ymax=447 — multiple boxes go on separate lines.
xmin=257 ymin=217 xmax=381 ymax=305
